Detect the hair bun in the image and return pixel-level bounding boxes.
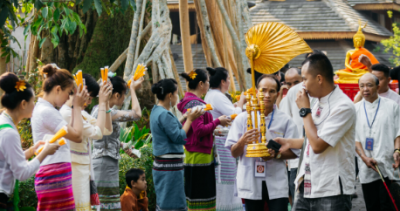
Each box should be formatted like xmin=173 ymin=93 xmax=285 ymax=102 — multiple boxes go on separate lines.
xmin=40 ymin=64 xmax=57 ymax=78
xmin=0 ymin=72 xmax=19 ymax=93
xmin=179 ymin=72 xmax=192 ymax=81
xmin=206 ymin=67 xmax=216 ymax=76
xmin=151 ymin=82 xmax=162 ymax=94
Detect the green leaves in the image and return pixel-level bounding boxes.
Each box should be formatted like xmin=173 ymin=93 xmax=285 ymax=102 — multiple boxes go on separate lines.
xmin=82 ymin=0 xmax=93 ymax=13
xmin=94 ymin=0 xmax=102 ymax=16
xmin=53 ymin=8 xmax=60 ymax=21
xmin=41 ymin=6 xmax=48 ymax=19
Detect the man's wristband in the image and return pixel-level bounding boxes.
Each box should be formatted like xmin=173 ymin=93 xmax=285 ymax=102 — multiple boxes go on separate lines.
xmin=395 ymin=149 xmax=400 ymax=154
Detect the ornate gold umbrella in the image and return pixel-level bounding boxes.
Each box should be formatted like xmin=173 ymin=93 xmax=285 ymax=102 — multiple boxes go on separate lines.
xmin=245 ymin=22 xmax=312 ymax=157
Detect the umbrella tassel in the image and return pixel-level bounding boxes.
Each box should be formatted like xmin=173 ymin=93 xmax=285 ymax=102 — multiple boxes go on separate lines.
xmin=375 ymin=165 xmax=399 ymax=211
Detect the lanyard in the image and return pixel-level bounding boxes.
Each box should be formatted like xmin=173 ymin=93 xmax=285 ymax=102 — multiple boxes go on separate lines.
xmin=364 ymin=98 xmax=380 ymax=130
xmin=267 ymin=109 xmax=275 ymax=129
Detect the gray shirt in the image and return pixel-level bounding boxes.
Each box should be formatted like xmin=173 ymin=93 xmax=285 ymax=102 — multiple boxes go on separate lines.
xmin=91 ymin=105 xmax=140 ymax=160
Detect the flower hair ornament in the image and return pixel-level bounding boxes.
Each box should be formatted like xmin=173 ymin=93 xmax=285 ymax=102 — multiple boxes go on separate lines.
xmin=15 ymin=80 xmax=27 ymax=92
xmin=188 ymin=71 xmax=197 ymax=80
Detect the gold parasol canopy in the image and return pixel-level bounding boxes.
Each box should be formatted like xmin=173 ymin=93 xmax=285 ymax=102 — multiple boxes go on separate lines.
xmin=245 ymin=22 xmax=312 ymax=86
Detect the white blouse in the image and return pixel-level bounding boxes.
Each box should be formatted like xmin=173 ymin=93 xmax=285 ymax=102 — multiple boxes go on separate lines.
xmin=31 ymin=98 xmax=70 ymax=166
xmin=204 ymin=89 xmax=242 ymax=119
xmin=0 ymin=113 xmax=40 ymax=196
xmin=355 ymin=97 xmax=400 ymax=184
xmin=59 ymin=105 xmax=112 ymax=165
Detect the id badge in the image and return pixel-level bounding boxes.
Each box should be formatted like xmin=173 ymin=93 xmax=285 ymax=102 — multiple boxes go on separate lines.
xmin=255 ymin=161 xmax=266 ymax=178
xmin=365 ymin=137 xmax=374 ymax=151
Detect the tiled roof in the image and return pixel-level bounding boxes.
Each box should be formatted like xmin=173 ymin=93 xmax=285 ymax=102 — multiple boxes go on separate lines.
xmin=249 ymin=0 xmax=392 ymax=37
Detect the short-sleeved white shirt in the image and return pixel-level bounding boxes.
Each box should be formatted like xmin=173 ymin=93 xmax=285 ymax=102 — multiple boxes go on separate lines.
xmin=225 ymin=108 xmax=299 ymax=200
xmin=355 ymin=97 xmax=400 ymax=184
xmin=295 ymin=87 xmax=356 ymax=198
xmin=279 ymin=83 xmax=306 ymax=170
xmin=379 ymin=89 xmax=400 ymax=106
xmin=31 ymin=98 xmax=70 ymax=166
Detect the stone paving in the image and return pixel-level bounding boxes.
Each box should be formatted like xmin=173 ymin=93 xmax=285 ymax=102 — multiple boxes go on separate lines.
xmin=351 ymin=181 xmax=366 ymax=211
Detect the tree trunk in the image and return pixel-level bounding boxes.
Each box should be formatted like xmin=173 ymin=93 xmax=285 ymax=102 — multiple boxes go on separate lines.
xmin=179 ymin=0 xmax=193 ymax=73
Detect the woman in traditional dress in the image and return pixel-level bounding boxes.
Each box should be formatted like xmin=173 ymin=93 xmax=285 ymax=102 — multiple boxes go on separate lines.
xmin=177 ymin=69 xmax=231 ymax=211
xmin=60 ymin=74 xmax=113 ymax=211
xmin=204 ymin=67 xmax=245 ymax=211
xmin=0 ymin=73 xmax=59 ymax=210
xmin=150 ymin=79 xmax=203 ymax=211
xmin=91 ymin=75 xmax=144 ymax=210
xmin=31 ymin=64 xmax=89 ymax=211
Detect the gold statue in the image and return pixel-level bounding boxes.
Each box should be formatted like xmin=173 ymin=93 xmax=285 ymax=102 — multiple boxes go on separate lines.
xmin=244 ymin=22 xmax=312 ymax=157
xmin=335 ymin=20 xmax=379 ymax=84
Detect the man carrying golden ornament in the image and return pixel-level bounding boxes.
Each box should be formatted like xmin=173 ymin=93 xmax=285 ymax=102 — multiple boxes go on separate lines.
xmin=225 ymin=75 xmax=300 ymax=211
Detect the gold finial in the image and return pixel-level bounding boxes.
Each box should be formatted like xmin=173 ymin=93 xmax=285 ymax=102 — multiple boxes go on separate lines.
xmin=353 ymin=20 xmax=367 ymax=48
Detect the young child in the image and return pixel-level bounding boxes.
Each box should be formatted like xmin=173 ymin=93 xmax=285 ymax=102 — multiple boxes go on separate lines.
xmin=121 ymin=169 xmax=148 ymax=211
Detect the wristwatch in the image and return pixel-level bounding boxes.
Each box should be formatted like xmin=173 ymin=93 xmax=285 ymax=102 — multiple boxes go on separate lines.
xmin=275 ymin=153 xmax=281 ymax=159
xmin=299 ymin=108 xmax=312 ymax=118
xmin=394 ymin=149 xmax=400 ymax=154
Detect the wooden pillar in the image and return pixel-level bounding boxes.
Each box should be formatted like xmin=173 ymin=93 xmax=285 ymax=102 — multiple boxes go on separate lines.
xmin=179 ymin=0 xmax=194 ymax=72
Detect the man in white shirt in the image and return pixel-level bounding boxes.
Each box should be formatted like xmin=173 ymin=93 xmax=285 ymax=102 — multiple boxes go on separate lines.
xmin=354 ymin=63 xmax=400 ymax=105
xmin=355 ymin=73 xmax=400 ymax=211
xmin=226 ymin=75 xmax=300 ymax=211
xmin=275 ymin=53 xmax=356 ymax=211
xmin=277 ymin=68 xmax=302 ymax=108
xmin=277 ymin=68 xmax=303 ymax=203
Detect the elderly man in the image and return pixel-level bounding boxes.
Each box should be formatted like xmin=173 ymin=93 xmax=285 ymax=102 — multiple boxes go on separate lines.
xmin=277 ymin=68 xmax=303 ymax=108
xmin=355 ymin=62 xmax=400 ymax=105
xmin=355 ymin=73 xmax=400 ymax=211
xmin=226 ymin=75 xmax=299 ymax=211
xmin=276 ymin=53 xmax=356 ymax=211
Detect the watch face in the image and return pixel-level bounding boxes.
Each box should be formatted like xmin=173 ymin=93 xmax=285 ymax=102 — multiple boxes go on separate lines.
xmin=300 ymin=109 xmax=306 ymax=116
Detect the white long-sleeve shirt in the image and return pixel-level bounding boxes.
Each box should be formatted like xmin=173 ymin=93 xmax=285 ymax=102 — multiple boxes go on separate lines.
xmin=355 ymin=97 xmax=400 ymax=184
xmin=204 ymin=89 xmax=242 ymax=119
xmin=0 ymin=113 xmax=40 ymax=196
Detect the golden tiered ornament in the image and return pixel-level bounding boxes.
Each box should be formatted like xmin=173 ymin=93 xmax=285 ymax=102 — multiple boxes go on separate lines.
xmin=244 ymin=22 xmax=312 ymax=158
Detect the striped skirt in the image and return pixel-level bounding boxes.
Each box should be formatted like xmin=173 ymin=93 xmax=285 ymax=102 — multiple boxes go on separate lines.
xmin=184 ymin=149 xmax=216 ymax=211
xmin=214 ymin=137 xmax=243 ymax=211
xmin=153 ymin=156 xmax=187 ymax=211
xmin=92 ymin=156 xmax=121 ymax=211
xmin=35 ymin=162 xmax=75 ymax=211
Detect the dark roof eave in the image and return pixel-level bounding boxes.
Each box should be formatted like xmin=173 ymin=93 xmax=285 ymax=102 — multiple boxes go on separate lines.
xmin=298 ymin=31 xmax=390 ymax=42
xmin=352 ymin=3 xmax=400 ymax=11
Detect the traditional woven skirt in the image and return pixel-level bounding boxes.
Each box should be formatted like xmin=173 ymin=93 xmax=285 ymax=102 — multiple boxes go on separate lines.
xmin=184 ymin=149 xmax=216 ymax=211
xmin=153 ymin=156 xmax=187 ymax=211
xmin=35 ymin=162 xmax=75 ymax=211
xmin=214 ymin=137 xmax=243 ymax=211
xmin=72 ymin=162 xmax=91 ymax=211
xmin=92 ymin=156 xmax=121 ymax=211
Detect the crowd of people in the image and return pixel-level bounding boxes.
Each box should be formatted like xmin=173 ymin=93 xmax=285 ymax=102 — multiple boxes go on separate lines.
xmin=0 ymin=50 xmax=399 ymax=211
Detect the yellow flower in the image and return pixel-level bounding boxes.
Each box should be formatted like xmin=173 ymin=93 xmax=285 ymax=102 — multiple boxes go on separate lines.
xmin=15 ymin=81 xmax=26 ymax=92
xmin=188 ymin=71 xmax=197 ymax=80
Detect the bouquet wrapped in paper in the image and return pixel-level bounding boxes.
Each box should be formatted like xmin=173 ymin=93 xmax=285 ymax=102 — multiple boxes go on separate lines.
xmin=127 ymin=64 xmax=147 ymax=87
xmin=187 ymin=104 xmax=213 ymax=113
xmin=35 ymin=126 xmax=68 ymax=155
